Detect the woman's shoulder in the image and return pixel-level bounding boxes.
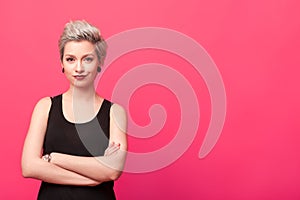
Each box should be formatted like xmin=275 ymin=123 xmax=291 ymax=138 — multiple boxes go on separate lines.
xmin=29 ymin=96 xmax=53 ymax=119
xmin=99 ymin=95 xmax=126 ymax=119
xmin=110 ymin=103 xmax=126 ymax=114
xmin=102 ymin=98 xmax=126 ymax=115
xmin=35 ymin=96 xmax=52 ymax=107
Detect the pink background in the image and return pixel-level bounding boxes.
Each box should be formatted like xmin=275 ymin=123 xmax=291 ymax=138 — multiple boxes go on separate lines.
xmin=1 ymin=0 xmax=300 ymax=199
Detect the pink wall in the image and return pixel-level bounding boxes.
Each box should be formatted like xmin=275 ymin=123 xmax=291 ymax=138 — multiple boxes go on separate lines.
xmin=1 ymin=0 xmax=300 ymax=199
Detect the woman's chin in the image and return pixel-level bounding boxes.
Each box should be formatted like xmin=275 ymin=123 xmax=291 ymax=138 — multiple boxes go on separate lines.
xmin=72 ymin=81 xmax=93 ymax=89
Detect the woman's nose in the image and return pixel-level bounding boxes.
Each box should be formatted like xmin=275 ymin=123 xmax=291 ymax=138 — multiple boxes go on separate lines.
xmin=75 ymin=61 xmax=84 ymax=73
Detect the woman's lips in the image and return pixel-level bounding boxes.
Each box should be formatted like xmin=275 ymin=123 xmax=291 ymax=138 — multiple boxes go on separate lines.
xmin=73 ymin=75 xmax=87 ymax=80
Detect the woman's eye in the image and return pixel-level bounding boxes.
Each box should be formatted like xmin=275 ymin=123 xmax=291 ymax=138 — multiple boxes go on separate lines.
xmin=66 ymin=57 xmax=74 ymax=62
xmin=84 ymin=57 xmax=93 ymax=63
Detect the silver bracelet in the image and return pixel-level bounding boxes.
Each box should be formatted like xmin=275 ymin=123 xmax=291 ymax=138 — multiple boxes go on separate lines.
xmin=43 ymin=154 xmax=52 ymax=162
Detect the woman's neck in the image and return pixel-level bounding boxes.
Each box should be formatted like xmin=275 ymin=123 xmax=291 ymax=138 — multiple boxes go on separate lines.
xmin=65 ymin=85 xmax=97 ymax=101
xmin=64 ymin=85 xmax=99 ymax=123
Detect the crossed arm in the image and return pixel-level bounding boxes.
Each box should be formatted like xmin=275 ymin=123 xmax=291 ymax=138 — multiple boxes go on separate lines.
xmin=21 ymin=97 xmax=127 ymax=186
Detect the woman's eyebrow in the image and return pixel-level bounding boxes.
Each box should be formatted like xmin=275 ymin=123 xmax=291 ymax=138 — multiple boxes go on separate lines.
xmin=82 ymin=53 xmax=95 ymax=57
xmin=64 ymin=53 xmax=95 ymax=57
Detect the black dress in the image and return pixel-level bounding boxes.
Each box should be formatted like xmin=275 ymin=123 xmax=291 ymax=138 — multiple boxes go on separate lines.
xmin=37 ymin=94 xmax=116 ymax=200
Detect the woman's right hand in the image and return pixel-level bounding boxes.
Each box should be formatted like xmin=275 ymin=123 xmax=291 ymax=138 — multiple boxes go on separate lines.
xmin=104 ymin=142 xmax=121 ymax=156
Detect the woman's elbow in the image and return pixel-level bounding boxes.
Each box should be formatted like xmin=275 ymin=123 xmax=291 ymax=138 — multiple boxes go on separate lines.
xmin=110 ymin=170 xmax=122 ymax=181
xmin=22 ymin=163 xmax=33 ymax=178
xmin=21 ymin=159 xmax=39 ymax=178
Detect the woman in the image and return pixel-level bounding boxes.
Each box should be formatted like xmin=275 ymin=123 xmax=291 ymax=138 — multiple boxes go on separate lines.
xmin=21 ymin=20 xmax=127 ymax=199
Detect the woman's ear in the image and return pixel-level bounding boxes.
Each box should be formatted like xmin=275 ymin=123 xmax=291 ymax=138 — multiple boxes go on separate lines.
xmin=61 ymin=61 xmax=64 ymax=73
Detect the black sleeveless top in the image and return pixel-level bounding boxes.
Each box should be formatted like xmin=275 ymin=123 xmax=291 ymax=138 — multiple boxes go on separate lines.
xmin=37 ymin=94 xmax=116 ymax=200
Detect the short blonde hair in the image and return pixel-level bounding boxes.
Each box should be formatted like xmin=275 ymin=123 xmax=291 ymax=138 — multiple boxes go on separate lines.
xmin=58 ymin=20 xmax=107 ymax=65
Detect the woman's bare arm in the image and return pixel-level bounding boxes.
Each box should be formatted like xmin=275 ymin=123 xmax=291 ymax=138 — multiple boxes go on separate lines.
xmin=49 ymin=103 xmax=128 ymax=182
xmin=21 ymin=97 xmax=101 ymax=186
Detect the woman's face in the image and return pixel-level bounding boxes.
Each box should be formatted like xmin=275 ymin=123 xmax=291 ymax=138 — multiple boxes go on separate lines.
xmin=62 ymin=40 xmax=100 ymax=88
